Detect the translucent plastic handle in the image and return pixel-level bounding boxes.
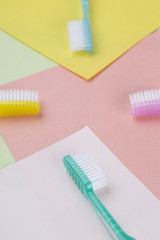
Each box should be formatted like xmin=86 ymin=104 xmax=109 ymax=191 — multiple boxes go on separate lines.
xmin=82 ymin=0 xmax=89 ymax=19
xmin=87 ymin=191 xmax=135 ymax=240
xmin=81 ymin=0 xmax=93 ymax=52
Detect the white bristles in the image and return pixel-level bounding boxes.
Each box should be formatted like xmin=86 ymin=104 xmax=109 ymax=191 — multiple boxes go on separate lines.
xmin=67 ymin=21 xmax=86 ymax=51
xmin=129 ymin=89 xmax=160 ymax=105
xmin=73 ymin=153 xmax=107 ymax=191
xmin=0 ymin=90 xmax=39 ymax=102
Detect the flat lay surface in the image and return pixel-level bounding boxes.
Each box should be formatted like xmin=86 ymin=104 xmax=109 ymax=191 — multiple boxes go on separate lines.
xmin=0 ymin=127 xmax=159 ymax=240
xmin=0 ymin=136 xmax=15 ymax=169
xmin=1 ymin=31 xmax=160 ymax=199
xmin=1 ymin=0 xmax=160 ymax=78
xmin=0 ymin=1 xmax=160 ymax=238
xmin=0 ymin=30 xmax=57 ymax=85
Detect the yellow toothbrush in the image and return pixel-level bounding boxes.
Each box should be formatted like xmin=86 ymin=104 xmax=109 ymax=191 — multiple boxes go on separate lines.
xmin=0 ymin=89 xmax=40 ymax=117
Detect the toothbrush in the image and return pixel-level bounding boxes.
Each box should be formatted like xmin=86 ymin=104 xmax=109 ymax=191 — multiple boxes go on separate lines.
xmin=129 ymin=89 xmax=160 ymax=116
xmin=67 ymin=0 xmax=93 ymax=52
xmin=0 ymin=89 xmax=40 ymax=117
xmin=63 ymin=153 xmax=135 ymax=240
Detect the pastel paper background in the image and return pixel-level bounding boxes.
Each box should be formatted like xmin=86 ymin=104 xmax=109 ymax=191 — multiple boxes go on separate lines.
xmin=0 ymin=30 xmax=57 ymax=85
xmin=0 ymin=31 xmax=160 ymax=199
xmin=0 ymin=0 xmax=160 ymax=79
xmin=0 ymin=127 xmax=160 ymax=240
xmin=0 ymin=135 xmax=15 ymax=169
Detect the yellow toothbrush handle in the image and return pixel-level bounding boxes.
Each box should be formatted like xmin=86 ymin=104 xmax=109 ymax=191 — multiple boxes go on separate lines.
xmin=0 ymin=101 xmax=40 ymax=117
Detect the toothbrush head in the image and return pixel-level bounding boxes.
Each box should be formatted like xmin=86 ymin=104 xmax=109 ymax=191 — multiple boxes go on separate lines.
xmin=0 ymin=89 xmax=40 ymax=117
xmin=63 ymin=153 xmax=107 ymax=197
xmin=129 ymin=89 xmax=160 ymax=116
xmin=67 ymin=18 xmax=92 ymax=52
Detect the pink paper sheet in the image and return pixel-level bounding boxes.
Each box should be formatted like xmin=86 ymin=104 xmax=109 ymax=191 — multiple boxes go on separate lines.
xmin=1 ymin=31 xmax=160 ymax=199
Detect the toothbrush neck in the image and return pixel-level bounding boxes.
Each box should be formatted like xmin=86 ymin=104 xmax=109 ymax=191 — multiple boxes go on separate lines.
xmin=82 ymin=0 xmax=89 ymax=19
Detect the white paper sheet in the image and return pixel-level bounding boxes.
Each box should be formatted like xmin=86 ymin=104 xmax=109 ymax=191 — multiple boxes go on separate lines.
xmin=0 ymin=127 xmax=159 ymax=239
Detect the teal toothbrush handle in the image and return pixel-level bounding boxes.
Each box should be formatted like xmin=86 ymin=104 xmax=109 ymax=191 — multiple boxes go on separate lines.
xmin=81 ymin=0 xmax=92 ymax=52
xmin=82 ymin=0 xmax=89 ymax=19
xmin=87 ymin=191 xmax=135 ymax=240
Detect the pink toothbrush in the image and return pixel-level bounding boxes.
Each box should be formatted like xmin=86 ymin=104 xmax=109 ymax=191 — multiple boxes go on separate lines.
xmin=129 ymin=89 xmax=160 ymax=116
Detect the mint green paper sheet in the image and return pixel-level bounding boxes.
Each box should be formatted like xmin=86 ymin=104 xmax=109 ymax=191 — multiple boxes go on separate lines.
xmin=0 ymin=135 xmax=15 ymax=169
xmin=0 ymin=30 xmax=57 ymax=85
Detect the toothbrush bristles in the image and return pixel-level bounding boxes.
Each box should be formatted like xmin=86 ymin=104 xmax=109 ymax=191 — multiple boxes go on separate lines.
xmin=0 ymin=89 xmax=39 ymax=102
xmin=67 ymin=21 xmax=86 ymax=51
xmin=73 ymin=153 xmax=107 ymax=191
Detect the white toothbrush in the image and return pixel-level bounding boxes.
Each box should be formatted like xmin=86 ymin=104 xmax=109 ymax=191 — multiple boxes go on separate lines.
xmin=67 ymin=0 xmax=93 ymax=52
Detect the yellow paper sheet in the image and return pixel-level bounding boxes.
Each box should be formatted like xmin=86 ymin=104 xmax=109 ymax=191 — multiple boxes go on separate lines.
xmin=0 ymin=0 xmax=160 ymax=79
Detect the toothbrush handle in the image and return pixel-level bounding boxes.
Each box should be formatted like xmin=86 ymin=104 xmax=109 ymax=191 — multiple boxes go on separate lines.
xmin=87 ymin=191 xmax=135 ymax=240
xmin=82 ymin=0 xmax=89 ymax=19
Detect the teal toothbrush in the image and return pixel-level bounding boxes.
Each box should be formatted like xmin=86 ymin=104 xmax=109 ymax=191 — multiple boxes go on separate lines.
xmin=67 ymin=0 xmax=93 ymax=52
xmin=63 ymin=153 xmax=135 ymax=240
